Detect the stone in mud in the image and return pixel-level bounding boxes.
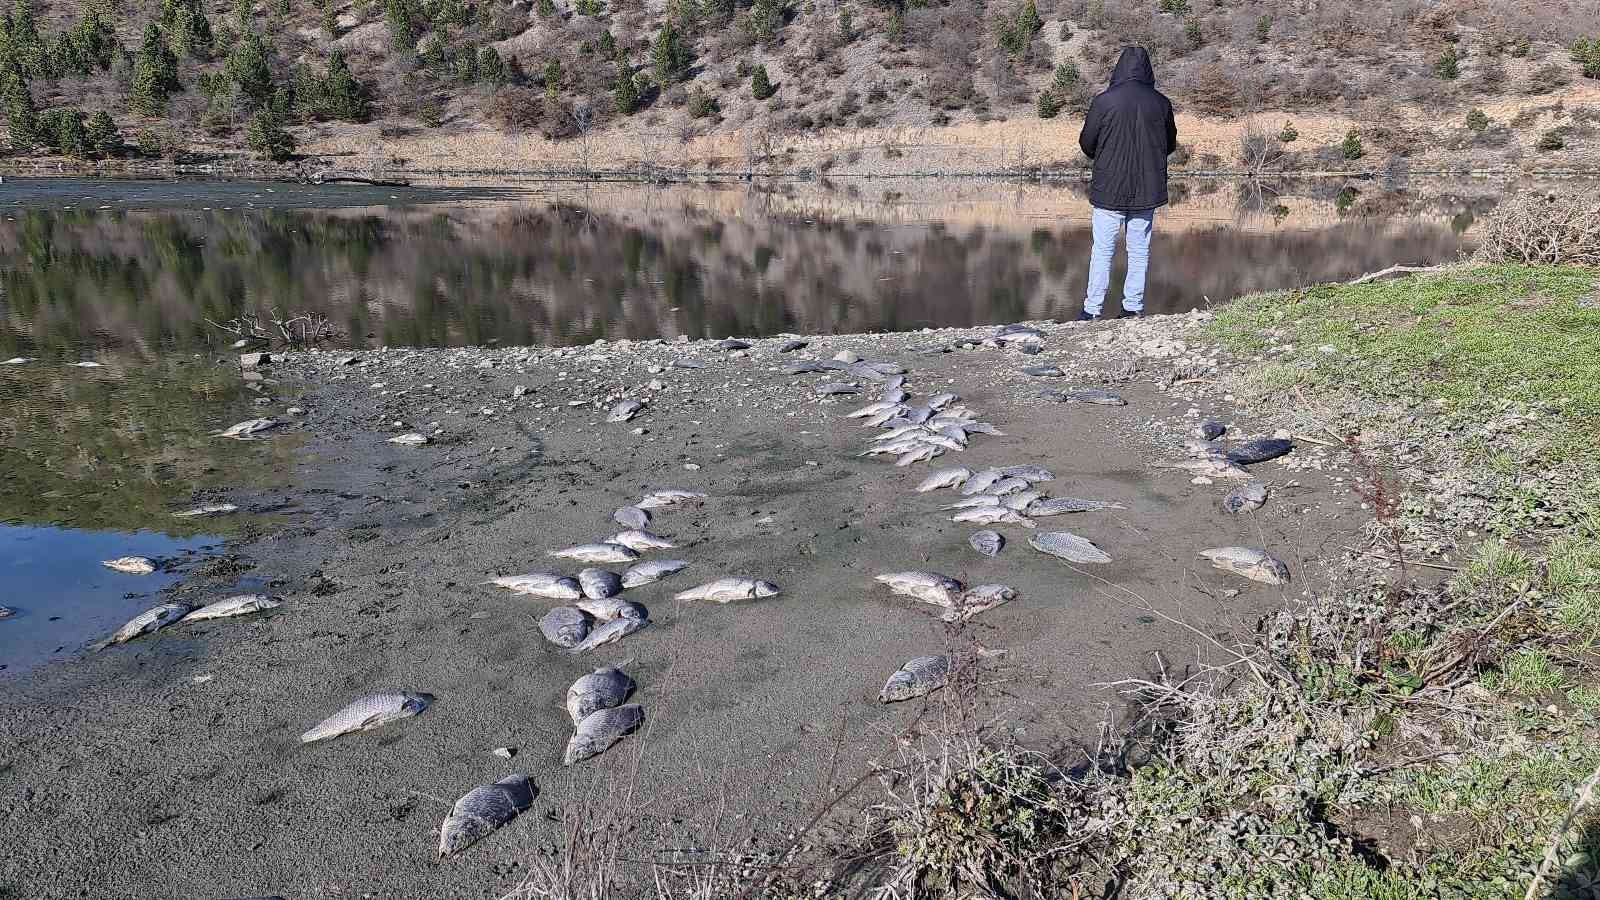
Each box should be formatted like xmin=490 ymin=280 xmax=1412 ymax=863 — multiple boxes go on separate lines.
xmin=879 ymin=656 xmax=949 ymax=703
xmin=578 ymin=568 xmax=624 ymax=600
xmin=300 ymin=692 xmax=435 ymax=743
xmin=179 ymin=594 xmax=280 ymax=623
xmin=607 ymin=529 xmax=677 ymax=552
xmin=1042 ymin=389 xmax=1127 ymax=406
xmin=777 ymin=339 xmax=809 ymax=353
xmin=1225 ymin=438 xmax=1294 ymax=465
xmin=564 ymin=704 xmax=644 ymax=765
xmin=1029 ymin=531 xmax=1113 ymax=564
xmin=100 ymin=601 xmax=193 ymax=646
xmin=540 ymin=606 xmax=592 ymax=648
xmin=551 ymin=543 xmax=640 ymax=564
xmin=1222 ymin=482 xmax=1269 ymax=515
xmin=1198 ymin=547 xmax=1291 ymax=585
xmin=674 ymin=578 xmax=780 ymax=602
xmin=621 ymin=559 xmax=690 ymax=588
xmin=1023 ymin=365 xmax=1065 ymax=377
xmin=172 ymin=502 xmax=239 ymax=518
xmin=614 ymin=506 xmax=651 ymax=530
xmin=438 ymin=774 xmax=536 ymax=857
xmin=566 ymin=667 xmax=635 ymax=724
xmin=968 ymin=530 xmax=1005 ymax=558
xmin=833 ymin=350 xmax=861 ymax=364
xmin=1196 ymin=419 xmax=1227 ymax=441
xmin=671 ymin=358 xmax=705 ymax=369
xmin=570 ymin=612 xmax=649 ymax=651
xmin=875 ymin=572 xmax=963 ymax=607
xmin=102 ymin=556 xmax=157 ymax=575
xmin=484 ymin=572 xmax=584 ymax=600
xmin=636 ymin=489 xmax=707 ymax=509
xmin=607 ymin=399 xmax=645 ymax=423
xmin=1025 ymin=497 xmax=1126 ymax=516
xmin=214 ymin=418 xmax=277 ymax=438
xmin=388 ymin=432 xmax=429 ymax=446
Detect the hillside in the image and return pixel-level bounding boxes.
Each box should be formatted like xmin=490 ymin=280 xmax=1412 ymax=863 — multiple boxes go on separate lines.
xmin=2 ymin=0 xmax=1600 ymax=174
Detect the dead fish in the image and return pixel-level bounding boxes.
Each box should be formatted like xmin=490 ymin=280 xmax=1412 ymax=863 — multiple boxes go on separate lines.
xmin=818 ymin=382 xmax=860 ymax=396
xmin=172 ymin=502 xmax=239 ymax=519
xmin=998 ymin=324 xmax=1045 ymax=343
xmin=1029 ymin=531 xmax=1112 ymax=564
xmin=1222 ymin=481 xmax=1269 ymax=515
xmin=551 ymin=543 xmax=640 ymax=564
xmin=946 ymin=584 xmax=1017 ymax=621
xmin=566 ymin=667 xmax=635 ymax=724
xmin=671 ymin=358 xmax=706 ymax=369
xmin=614 ymin=506 xmax=652 ymax=529
xmin=968 ymin=530 xmax=1005 ymax=557
xmin=895 ymin=445 xmax=942 ymax=466
xmin=1 ymin=356 xmax=32 ymax=364
xmin=900 ymin=404 xmax=934 ymax=424
xmin=1183 ymin=438 xmax=1222 ymax=457
xmin=570 ymin=614 xmax=649 ymax=651
xmin=1153 ymin=458 xmax=1254 ymax=479
xmin=300 ymin=692 xmax=435 ymax=743
xmin=964 ymin=422 xmax=1007 ymax=436
xmin=69 ymin=360 xmax=104 ymax=368
xmin=608 ymin=529 xmax=677 ymax=552
xmin=674 ymin=577 xmax=780 ymax=602
xmin=848 ymin=401 xmax=901 ymax=419
xmin=0 ymin=606 xmax=14 ymax=619
xmin=1225 ymin=438 xmax=1294 ymax=465
xmin=846 ymin=361 xmax=891 ymax=382
xmin=988 ymin=477 xmax=1030 ymax=495
xmin=1001 ymin=490 xmax=1043 ymax=511
xmin=927 ymin=392 xmax=959 ymax=409
xmin=878 ymin=388 xmax=910 ymax=405
xmin=1023 ymin=364 xmax=1065 ymax=377
xmin=540 ymin=606 xmax=592 ymax=648
xmin=564 ymin=704 xmax=644 ymax=765
xmin=102 ymin=556 xmax=157 ymax=575
xmin=576 ymin=595 xmax=632 ymax=621
xmin=943 ymin=494 xmax=1003 ymax=510
xmin=879 ymin=656 xmax=949 ymax=703
xmin=578 ymin=568 xmax=624 ymax=600
xmin=484 ymin=572 xmax=583 ymax=600
xmin=100 ymin=602 xmax=193 ymax=646
xmin=607 ymin=399 xmax=645 ymax=423
xmin=1199 ymin=547 xmax=1291 ymax=585
xmin=960 ymin=468 xmax=1006 ymax=495
xmin=862 ymin=406 xmax=907 ymax=427
xmin=214 ymin=418 xmax=277 ymax=438
xmin=782 ymin=361 xmax=829 ymax=374
xmin=621 ymin=559 xmax=690 ymax=588
xmin=388 ymin=432 xmax=429 ymax=446
xmin=952 ymin=506 xmax=1035 ymax=528
xmin=1026 ymin=497 xmax=1127 ymax=516
xmin=1196 ymin=419 xmax=1227 ymax=440
xmin=917 ymin=467 xmax=973 ymax=492
xmin=636 ymin=489 xmax=707 ymax=509
xmin=876 ymin=572 xmax=963 ymax=607
xmin=777 ymin=339 xmax=809 ymax=353
xmin=717 ymin=338 xmax=752 ymax=351
xmin=996 ymin=465 xmax=1055 ymax=483
xmin=438 ymin=774 xmax=536 ymax=857
xmin=915 ymin=433 xmax=965 ymax=452
xmin=1046 ymin=388 xmax=1126 ymax=406
xmin=179 ymin=594 xmax=280 ymax=623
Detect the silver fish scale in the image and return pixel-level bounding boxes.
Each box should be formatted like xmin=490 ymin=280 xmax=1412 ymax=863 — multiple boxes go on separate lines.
xmin=1222 ymin=482 xmax=1269 ymax=515
xmin=916 ymin=467 xmax=972 ymax=492
xmin=570 ymin=615 xmax=648 ymax=652
xmin=1026 ymin=497 xmax=1126 ymax=516
xmin=880 ymin=656 xmax=949 ymax=703
xmin=614 ymin=506 xmax=651 ymax=529
xmin=960 ymin=468 xmax=1005 ymax=495
xmin=578 ymin=568 xmax=624 ymax=600
xmin=107 ymin=602 xmax=193 ymax=644
xmin=439 ymin=774 xmax=536 ymax=857
xmin=566 ymin=667 xmax=636 ymax=724
xmin=180 ymin=594 xmax=279 ymax=622
xmin=621 ymin=559 xmax=690 ymax=588
xmin=1029 ymin=531 xmax=1113 ymax=564
xmin=300 ymin=691 xmax=435 ymax=743
xmin=968 ymin=530 xmax=1005 ymax=557
xmin=565 ymin=704 xmax=645 ymax=765
xmin=551 ymin=543 xmax=640 ymax=564
xmin=487 ymin=572 xmax=583 ymax=600
xmin=540 ymin=606 xmax=591 ymax=648
xmin=997 ymin=464 xmax=1054 ymax=482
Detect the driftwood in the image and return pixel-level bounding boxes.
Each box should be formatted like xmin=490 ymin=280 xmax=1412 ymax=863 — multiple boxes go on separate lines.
xmin=1345 ymin=264 xmax=1447 ymax=285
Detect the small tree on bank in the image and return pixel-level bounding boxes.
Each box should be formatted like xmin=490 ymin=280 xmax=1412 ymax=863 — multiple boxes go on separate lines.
xmin=246 ymin=108 xmax=294 ymax=159
xmin=85 ymin=109 xmax=120 ymax=154
xmin=750 ymin=63 xmax=775 ymax=99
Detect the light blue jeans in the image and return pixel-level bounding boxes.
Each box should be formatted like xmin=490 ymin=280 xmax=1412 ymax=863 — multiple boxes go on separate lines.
xmin=1084 ymin=206 xmax=1155 ymax=316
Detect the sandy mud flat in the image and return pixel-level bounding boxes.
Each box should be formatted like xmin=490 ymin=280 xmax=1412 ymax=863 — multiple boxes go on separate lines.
xmin=0 ymin=312 xmax=1366 ymax=899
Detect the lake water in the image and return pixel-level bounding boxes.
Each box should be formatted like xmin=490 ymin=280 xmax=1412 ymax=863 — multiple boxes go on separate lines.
xmin=0 ymin=174 xmax=1512 ymax=673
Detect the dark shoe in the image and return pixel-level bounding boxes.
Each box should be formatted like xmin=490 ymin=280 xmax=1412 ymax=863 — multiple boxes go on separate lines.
xmin=1075 ymin=310 xmax=1100 ymax=321
xmin=1117 ymin=309 xmax=1143 ymax=319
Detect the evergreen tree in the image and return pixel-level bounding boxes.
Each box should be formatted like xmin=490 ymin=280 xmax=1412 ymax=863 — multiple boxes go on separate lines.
xmin=323 ymin=49 xmax=368 ymax=120
xmin=536 ymin=0 xmax=556 ymax=17
xmin=1340 ymin=129 xmax=1364 ymax=160
xmin=750 ymin=62 xmax=774 ymax=99
xmin=612 ymin=59 xmax=638 ymax=113
xmin=41 ymin=106 xmax=86 ymax=156
xmin=245 ymin=108 xmax=294 ymax=159
xmin=131 ymin=24 xmax=179 ymax=115
xmin=3 ymin=73 xmax=39 ymax=149
xmin=50 ymin=31 xmax=88 ymax=76
xmin=701 ymin=0 xmax=733 ymax=23
xmin=477 ymin=46 xmax=506 ymax=86
xmin=745 ymin=0 xmax=781 ymax=42
xmin=9 ymin=0 xmax=49 ymax=78
xmin=85 ymin=108 xmax=119 ymax=154
xmin=1035 ymin=88 xmax=1058 ymax=118
xmin=385 ymin=0 xmax=417 ymax=52
xmin=1051 ymin=61 xmax=1077 ymax=94
xmin=652 ymin=21 xmax=689 ymax=85
xmin=1434 ymin=46 xmax=1459 ymax=80
xmin=226 ymin=31 xmax=274 ymax=105
xmin=543 ymin=57 xmax=561 ymax=101
xmin=70 ymin=7 xmax=119 ymax=69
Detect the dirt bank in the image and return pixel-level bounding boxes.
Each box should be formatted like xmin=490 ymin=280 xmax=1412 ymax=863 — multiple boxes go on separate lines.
xmin=0 ymin=313 xmax=1366 ymax=899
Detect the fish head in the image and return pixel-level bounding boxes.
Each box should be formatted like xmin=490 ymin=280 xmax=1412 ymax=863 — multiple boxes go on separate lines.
xmin=438 ymin=815 xmax=490 ymax=857
xmin=879 ymin=671 xmax=917 ymax=702
xmin=753 ymin=581 xmax=780 ymax=598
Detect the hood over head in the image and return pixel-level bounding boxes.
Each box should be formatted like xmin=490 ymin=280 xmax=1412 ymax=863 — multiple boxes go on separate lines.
xmin=1109 ymin=46 xmax=1154 ymax=86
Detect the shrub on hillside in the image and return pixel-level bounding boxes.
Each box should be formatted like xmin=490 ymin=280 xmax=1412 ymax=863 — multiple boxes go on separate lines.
xmin=1474 ymin=190 xmax=1600 ymax=265
xmin=245 ymin=109 xmax=294 ymax=160
xmin=1527 ymin=63 xmax=1571 ymax=94
xmin=1466 ymin=108 xmax=1489 ymax=131
xmin=1341 ymin=129 xmax=1364 ymax=161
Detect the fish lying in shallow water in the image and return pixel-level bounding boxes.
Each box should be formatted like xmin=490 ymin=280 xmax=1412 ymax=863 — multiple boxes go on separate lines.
xmin=1029 ymin=531 xmax=1112 ymax=564
xmin=180 ymin=594 xmax=280 ymax=623
xmin=564 ymin=704 xmax=644 ymax=765
xmin=674 ymin=578 xmax=780 ymax=602
xmin=875 ymin=572 xmax=963 ymax=607
xmin=1198 ymin=547 xmax=1291 ymax=585
xmin=607 ymin=400 xmax=645 ymax=423
xmin=614 ymin=506 xmax=651 ymax=530
xmin=484 ymin=572 xmax=584 ymax=600
xmin=100 ymin=601 xmax=193 ymax=646
xmin=968 ymin=530 xmax=1005 ymax=558
xmin=879 ymin=656 xmax=949 ymax=703
xmin=551 ymin=543 xmax=640 ymax=564
xmin=540 ymin=606 xmax=591 ymax=648
xmin=1222 ymin=482 xmax=1269 ymax=515
xmin=566 ymin=667 xmax=635 ymax=724
xmin=213 ymin=418 xmax=278 ymax=438
xmin=439 ymin=774 xmax=536 ymax=857
xmin=621 ymin=559 xmax=690 ymax=588
xmin=636 ymin=489 xmax=707 ymax=509
xmin=300 ymin=692 xmax=434 ymax=743
xmin=102 ymin=556 xmax=157 ymax=575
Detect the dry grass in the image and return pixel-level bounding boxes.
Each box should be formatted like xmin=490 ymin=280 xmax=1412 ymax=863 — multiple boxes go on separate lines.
xmin=1474 ymin=190 xmax=1600 ymax=266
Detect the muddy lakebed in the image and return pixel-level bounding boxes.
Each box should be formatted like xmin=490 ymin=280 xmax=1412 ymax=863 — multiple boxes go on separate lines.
xmin=0 ymin=175 xmax=1493 ymax=897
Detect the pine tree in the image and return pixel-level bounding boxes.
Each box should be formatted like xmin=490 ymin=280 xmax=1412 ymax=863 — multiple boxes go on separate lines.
xmin=1434 ymin=46 xmax=1459 ymax=80
xmin=3 ymin=73 xmax=39 ymax=149
xmin=745 ymin=0 xmax=781 ymax=42
xmin=1340 ymin=129 xmax=1364 ymax=161
xmin=9 ymin=0 xmax=49 ymax=78
xmin=226 ymin=31 xmax=274 ymax=105
xmin=131 ymin=24 xmax=179 ymax=116
xmin=385 ymin=0 xmax=417 ymax=52
xmin=1051 ymin=61 xmax=1077 ymax=94
xmin=85 ymin=108 xmax=119 ymax=154
xmin=536 ymin=0 xmax=556 ymax=17
xmin=478 ymin=46 xmax=506 ymax=86
xmin=1035 ymin=88 xmax=1058 ymax=118
xmin=245 ymin=108 xmax=294 ymax=159
xmin=42 ymin=106 xmax=86 ymax=156
xmin=750 ymin=62 xmax=774 ymax=99
xmin=652 ymin=21 xmax=688 ymax=85
xmin=543 ymin=58 xmax=561 ymax=101
xmin=612 ymin=59 xmax=638 ymax=113
xmin=323 ymin=49 xmax=369 ymax=120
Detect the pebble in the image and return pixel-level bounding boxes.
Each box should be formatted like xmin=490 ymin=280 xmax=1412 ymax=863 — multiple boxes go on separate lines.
xmin=684 ymin=463 xmax=701 ymax=470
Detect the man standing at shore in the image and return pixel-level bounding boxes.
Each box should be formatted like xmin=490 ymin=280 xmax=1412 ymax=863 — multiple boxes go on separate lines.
xmin=1076 ymin=46 xmax=1178 ymax=320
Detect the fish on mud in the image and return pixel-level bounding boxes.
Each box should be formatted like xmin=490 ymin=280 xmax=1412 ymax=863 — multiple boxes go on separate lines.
xmin=861 ymin=406 xmax=907 ymax=427
xmin=614 ymin=506 xmax=651 ymax=529
xmin=1043 ymin=389 xmax=1127 ymax=406
xmin=878 ymin=388 xmax=910 ymax=405
xmin=578 ymin=568 xmax=624 ymax=600
xmin=717 ymin=338 xmax=752 ymax=351
xmin=915 ymin=433 xmax=965 ymax=452
xmin=917 ymin=467 xmax=972 ymax=492
xmin=608 ymin=529 xmax=677 ymax=552
xmin=895 ymin=446 xmax=941 ymax=466
xmin=927 ymin=393 xmax=959 ymax=409
xmin=566 ymin=667 xmax=636 ymax=724
xmin=674 ymin=578 xmax=780 ymax=602
xmin=879 ymin=656 xmax=949 ymax=703
xmin=388 ymin=432 xmax=429 ymax=446
xmin=1029 ymin=531 xmax=1113 ymax=564
xmin=1199 ymin=547 xmax=1291 ymax=585
xmin=1023 ymin=365 xmax=1065 ymax=377
xmin=1225 ymin=438 xmax=1294 ymax=465
xmin=636 ymin=489 xmax=707 ymax=509
xmin=1001 ymin=490 xmax=1043 ymax=511
xmin=99 ymin=602 xmax=193 ymax=647
xmin=1025 ymin=497 xmax=1127 ymax=516
xmin=438 ymin=774 xmax=536 ymax=857
xmin=564 ymin=704 xmax=645 ymax=765
xmin=621 ymin=559 xmax=690 ymax=588
xmin=540 ymin=606 xmax=592 ymax=648
xmin=988 ymin=477 xmax=1030 ymax=495
xmin=551 ymin=543 xmax=640 ymax=564
xmin=1196 ymin=419 xmax=1227 ymax=440
xmin=952 ymin=506 xmax=1035 ymax=528
xmin=943 ymin=495 xmax=1003 ymax=510
xmin=179 ymin=594 xmax=280 ymax=623
xmin=300 ymin=691 xmax=435 ymax=743
xmin=960 ymin=468 xmax=1006 ymax=495
xmin=172 ymin=502 xmax=239 ymax=519
xmin=848 ymin=401 xmax=901 ymax=419
xmin=875 ymin=572 xmax=963 ymax=607
xmin=1222 ymin=482 xmax=1269 ymax=515
xmin=997 ymin=465 xmax=1055 ymax=483
xmin=102 ymin=556 xmax=157 ymax=575
xmin=817 ymin=382 xmax=860 ymax=396
xmin=1153 ymin=458 xmax=1254 ymax=479
xmin=575 ymin=594 xmax=634 ymax=621
xmin=945 ymin=584 xmax=1017 ymax=621
xmin=777 ymin=339 xmax=809 ymax=353
xmin=213 ymin=418 xmax=277 ymax=438
xmin=569 ymin=614 xmax=649 ymax=652
xmin=968 ymin=530 xmax=1005 ymax=557
xmin=782 ymin=361 xmax=829 ymax=375
xmin=484 ymin=572 xmax=583 ymax=600
xmin=607 ymin=400 xmax=645 ymax=423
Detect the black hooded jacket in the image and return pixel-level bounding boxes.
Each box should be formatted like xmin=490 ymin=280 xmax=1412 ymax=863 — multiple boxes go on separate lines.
xmin=1078 ymin=47 xmax=1178 ymax=212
